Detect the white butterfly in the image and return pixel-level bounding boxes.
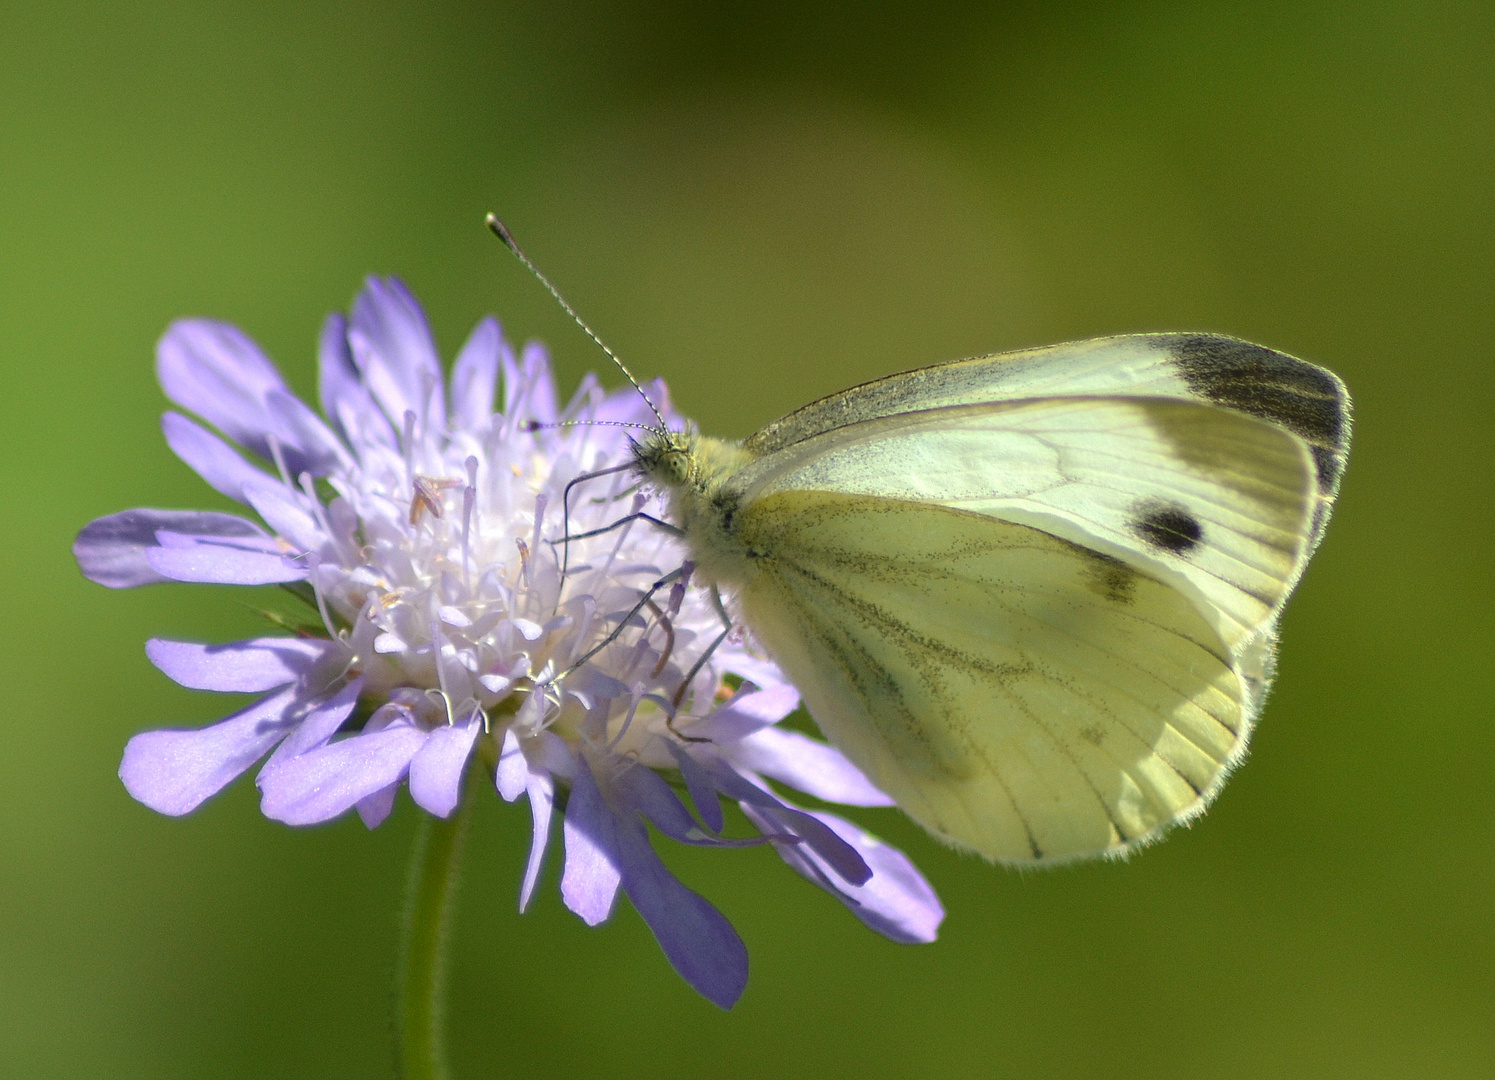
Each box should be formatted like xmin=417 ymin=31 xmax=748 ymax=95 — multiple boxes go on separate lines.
xmin=487 ymin=217 xmax=1350 ymax=866
xmin=632 ymin=333 xmax=1350 ymax=864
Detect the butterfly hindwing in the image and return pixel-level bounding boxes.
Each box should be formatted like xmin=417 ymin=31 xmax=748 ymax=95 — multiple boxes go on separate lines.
xmin=733 ymin=491 xmax=1246 ymax=863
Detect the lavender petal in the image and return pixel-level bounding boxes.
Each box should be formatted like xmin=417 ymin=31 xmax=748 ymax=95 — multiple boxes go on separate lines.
xmin=595 ymin=377 xmax=671 ymax=427
xmin=724 ymin=727 xmax=894 ymax=807
xmin=260 ymin=677 xmax=365 ymax=773
xmin=450 ymin=316 xmax=502 ymax=432
xmin=560 ymin=755 xmax=622 ymax=926
xmin=145 ymin=534 xmax=306 ymax=585
xmin=718 ymin=654 xmax=796 ymax=695
xmin=667 ymin=741 xmax=725 ymax=833
xmin=240 ymin=479 xmax=324 ymax=554
xmin=160 ymin=412 xmax=266 ymax=503
xmin=494 ymin=727 xmax=526 ymax=802
xmin=317 ymin=313 xmax=359 ymax=428
xmin=119 ymin=684 xmax=301 ymax=815
xmin=349 ymin=276 xmax=446 ymax=432
xmin=408 ymin=712 xmax=482 ymax=818
xmin=519 ymin=769 xmax=554 ymax=912
xmin=145 ymin=636 xmax=333 ymax=692
xmin=504 ymin=341 xmax=558 ymax=426
xmin=74 ymin=509 xmax=268 ymax=588
xmin=752 ymin=805 xmax=944 ymax=945
xmin=692 ymin=683 xmax=802 ymax=743
xmin=704 ymin=759 xmax=872 ymax=886
xmin=611 ymin=807 xmax=749 ymax=1010
xmin=318 ymin=313 xmax=396 ymax=449
xmin=612 ymin=760 xmax=718 ymax=844
xmin=156 ymin=319 xmax=334 ymax=477
xmin=357 ymin=782 xmax=400 ymax=829
xmin=258 ymin=715 xmax=428 ymax=825
xmin=156 ymin=319 xmax=287 ymax=448
xmin=264 ymin=389 xmax=351 ymax=474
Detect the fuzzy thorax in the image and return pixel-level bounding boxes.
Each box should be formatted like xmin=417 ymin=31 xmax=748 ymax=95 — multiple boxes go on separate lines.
xmin=633 ymin=429 xmax=759 ymax=588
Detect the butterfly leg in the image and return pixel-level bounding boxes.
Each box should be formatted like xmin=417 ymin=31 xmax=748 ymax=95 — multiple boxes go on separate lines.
xmin=549 ymin=512 xmax=684 ymax=547
xmin=556 ymin=565 xmax=687 ymax=678
xmin=670 ymin=585 xmax=734 ymax=713
xmin=555 ymin=463 xmax=654 ymax=585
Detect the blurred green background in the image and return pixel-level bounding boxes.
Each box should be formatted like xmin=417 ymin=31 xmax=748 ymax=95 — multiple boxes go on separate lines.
xmin=2 ymin=1 xmax=1491 ymax=1077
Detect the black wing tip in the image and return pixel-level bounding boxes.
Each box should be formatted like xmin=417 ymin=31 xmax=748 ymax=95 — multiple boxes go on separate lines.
xmin=1159 ymin=333 xmax=1351 ymax=495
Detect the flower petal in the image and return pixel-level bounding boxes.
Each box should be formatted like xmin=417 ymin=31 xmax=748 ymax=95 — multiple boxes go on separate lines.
xmin=611 ymin=760 xmax=717 ymax=844
xmin=318 ymin=312 xmax=396 ymax=449
xmin=723 ymin=727 xmax=894 ymax=807
xmin=74 ymin=509 xmax=268 ymax=588
xmin=145 ymin=636 xmax=333 ymax=692
xmin=349 ymin=276 xmax=445 ymax=432
xmin=259 ymin=714 xmax=427 ymax=825
xmin=692 ymin=683 xmax=802 ymax=742
xmin=451 ymin=316 xmax=503 ymax=433
xmin=667 ymin=741 xmax=725 ymax=833
xmin=260 ymin=677 xmax=365 ymax=772
xmin=357 ymin=782 xmax=399 ymax=829
xmin=594 ymin=377 xmax=672 ymax=427
xmin=504 ymin=341 xmax=557 ymax=426
xmin=718 ymin=653 xmax=794 ymax=695
xmin=611 ymin=806 xmax=749 ymax=1010
xmin=749 ymin=805 xmax=944 ymax=945
xmin=264 ymin=389 xmax=351 ymax=474
xmin=156 ymin=319 xmax=336 ymax=476
xmin=119 ymin=684 xmax=302 ymax=815
xmin=317 ymin=313 xmax=359 ymax=426
xmin=704 ymin=758 xmax=871 ymax=886
xmin=156 ymin=319 xmax=286 ymax=444
xmin=145 ymin=533 xmax=306 ymax=585
xmin=161 ymin=412 xmax=267 ymax=503
xmin=240 ymin=479 xmax=324 ymax=554
xmin=561 ymin=755 xmax=622 ymax=926
xmin=519 ymin=769 xmax=554 ymax=913
xmin=494 ymin=727 xmax=527 ymax=802
xmin=408 ymin=711 xmax=482 ymax=818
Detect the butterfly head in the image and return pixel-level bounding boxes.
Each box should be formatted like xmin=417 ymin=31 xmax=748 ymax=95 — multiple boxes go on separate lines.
xmin=632 ymin=427 xmax=699 ymax=490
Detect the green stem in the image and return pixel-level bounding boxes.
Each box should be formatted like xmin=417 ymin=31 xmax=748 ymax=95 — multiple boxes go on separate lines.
xmin=397 ymin=796 xmax=474 ymax=1080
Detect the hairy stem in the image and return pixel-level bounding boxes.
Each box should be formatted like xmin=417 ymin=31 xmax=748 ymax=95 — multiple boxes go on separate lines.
xmin=397 ymin=796 xmax=474 ymax=1080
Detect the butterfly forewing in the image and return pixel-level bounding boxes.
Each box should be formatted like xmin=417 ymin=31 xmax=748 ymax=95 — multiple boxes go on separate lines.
xmin=732 ymin=395 xmax=1316 ymax=650
xmin=744 ymin=333 xmax=1348 ymax=542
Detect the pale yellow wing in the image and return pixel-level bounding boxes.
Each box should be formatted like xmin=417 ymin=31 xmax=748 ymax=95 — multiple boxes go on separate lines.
xmin=734 ymin=490 xmax=1247 ymax=864
xmin=745 ymin=332 xmax=1348 ymax=507
xmin=731 ymin=395 xmax=1316 ymax=657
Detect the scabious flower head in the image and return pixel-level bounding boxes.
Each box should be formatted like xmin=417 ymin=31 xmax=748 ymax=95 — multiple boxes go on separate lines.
xmin=75 ymin=277 xmax=943 ymax=1007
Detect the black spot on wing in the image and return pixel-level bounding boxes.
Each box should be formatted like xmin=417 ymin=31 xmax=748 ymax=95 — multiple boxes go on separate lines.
xmin=1165 ymin=334 xmax=1349 ymax=494
xmin=1129 ymin=499 xmax=1203 ymax=556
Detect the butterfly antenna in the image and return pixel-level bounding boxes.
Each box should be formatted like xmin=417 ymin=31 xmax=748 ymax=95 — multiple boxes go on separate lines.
xmin=519 ymin=418 xmax=659 ymax=434
xmin=487 ymin=214 xmax=668 ymax=433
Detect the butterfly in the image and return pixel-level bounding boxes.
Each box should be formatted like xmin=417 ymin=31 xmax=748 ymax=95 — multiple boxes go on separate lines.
xmin=631 ymin=334 xmax=1350 ymax=864
xmin=489 ymin=216 xmax=1351 ymax=865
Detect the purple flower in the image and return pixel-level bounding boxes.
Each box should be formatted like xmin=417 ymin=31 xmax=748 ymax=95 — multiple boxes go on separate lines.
xmin=76 ymin=277 xmax=943 ymax=1008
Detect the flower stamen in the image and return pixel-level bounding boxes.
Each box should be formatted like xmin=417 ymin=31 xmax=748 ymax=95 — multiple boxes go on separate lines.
xmin=410 ymin=475 xmax=463 ymax=525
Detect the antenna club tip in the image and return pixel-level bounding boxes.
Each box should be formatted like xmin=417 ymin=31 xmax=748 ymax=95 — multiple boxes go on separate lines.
xmin=485 ymin=213 xmax=518 ymax=250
